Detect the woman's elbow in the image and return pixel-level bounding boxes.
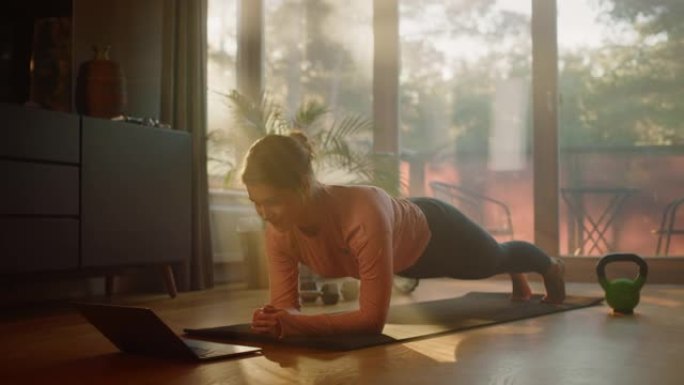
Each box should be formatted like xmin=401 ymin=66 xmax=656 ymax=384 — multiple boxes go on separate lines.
xmin=367 ymin=322 xmax=385 ymax=335
xmin=360 ymin=314 xmax=386 ymax=335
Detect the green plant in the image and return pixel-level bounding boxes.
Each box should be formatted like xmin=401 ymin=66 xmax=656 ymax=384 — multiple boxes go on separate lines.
xmin=214 ymin=90 xmax=400 ymax=195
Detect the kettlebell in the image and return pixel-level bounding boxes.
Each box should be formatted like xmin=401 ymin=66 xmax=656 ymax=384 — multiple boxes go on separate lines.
xmin=596 ymin=253 xmax=648 ymax=314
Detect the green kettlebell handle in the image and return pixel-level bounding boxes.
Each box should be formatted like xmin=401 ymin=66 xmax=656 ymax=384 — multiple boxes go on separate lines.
xmin=596 ymin=253 xmax=648 ymax=290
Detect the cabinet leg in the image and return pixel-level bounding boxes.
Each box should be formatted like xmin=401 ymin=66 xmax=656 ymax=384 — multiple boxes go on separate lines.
xmin=105 ymin=275 xmax=115 ymax=297
xmin=162 ymin=265 xmax=177 ymax=298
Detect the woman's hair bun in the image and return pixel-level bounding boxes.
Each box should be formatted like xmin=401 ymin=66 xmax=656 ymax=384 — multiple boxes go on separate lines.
xmin=288 ymin=130 xmax=314 ymax=159
xmin=241 ymin=132 xmax=315 ymax=189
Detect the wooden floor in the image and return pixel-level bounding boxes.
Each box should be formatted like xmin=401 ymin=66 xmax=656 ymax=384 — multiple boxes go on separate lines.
xmin=2 ymin=278 xmax=684 ymax=385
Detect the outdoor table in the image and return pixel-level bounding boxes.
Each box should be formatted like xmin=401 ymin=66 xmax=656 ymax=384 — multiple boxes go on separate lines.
xmin=561 ymin=186 xmax=639 ymax=256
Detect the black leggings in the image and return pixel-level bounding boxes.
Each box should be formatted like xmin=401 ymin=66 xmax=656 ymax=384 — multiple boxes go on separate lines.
xmin=398 ymin=197 xmax=552 ymax=280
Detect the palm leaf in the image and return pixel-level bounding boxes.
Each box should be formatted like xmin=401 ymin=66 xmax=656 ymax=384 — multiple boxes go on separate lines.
xmin=292 ymin=99 xmax=328 ymax=130
xmin=221 ymin=89 xmax=397 ymax=193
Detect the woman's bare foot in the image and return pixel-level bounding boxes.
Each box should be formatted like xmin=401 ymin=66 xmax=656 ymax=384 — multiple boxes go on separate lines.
xmin=542 ymin=257 xmax=566 ymax=304
xmin=510 ymin=273 xmax=533 ymax=301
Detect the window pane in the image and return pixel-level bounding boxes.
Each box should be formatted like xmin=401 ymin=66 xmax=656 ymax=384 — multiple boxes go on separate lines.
xmin=401 ymin=0 xmax=534 ymax=243
xmin=207 ymin=0 xmax=238 ymax=190
xmin=558 ymin=0 xmax=684 ymax=257
xmin=208 ymin=0 xmax=255 ymax=273
xmin=264 ymin=0 xmax=373 ymax=184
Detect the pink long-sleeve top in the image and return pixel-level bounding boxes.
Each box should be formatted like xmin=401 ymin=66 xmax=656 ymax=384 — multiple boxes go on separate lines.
xmin=265 ymin=184 xmax=431 ymax=337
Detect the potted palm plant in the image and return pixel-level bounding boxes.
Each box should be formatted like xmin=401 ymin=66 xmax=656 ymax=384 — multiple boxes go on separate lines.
xmin=212 ymin=89 xmax=399 ymax=194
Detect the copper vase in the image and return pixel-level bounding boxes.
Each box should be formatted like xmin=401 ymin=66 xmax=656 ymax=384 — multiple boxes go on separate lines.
xmin=76 ymin=45 xmax=126 ymax=118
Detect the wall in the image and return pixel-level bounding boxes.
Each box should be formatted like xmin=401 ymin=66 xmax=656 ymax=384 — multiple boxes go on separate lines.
xmin=72 ymin=0 xmax=163 ymax=118
xmin=209 ymin=190 xmax=264 ymax=284
xmin=422 ymin=147 xmax=684 ymax=257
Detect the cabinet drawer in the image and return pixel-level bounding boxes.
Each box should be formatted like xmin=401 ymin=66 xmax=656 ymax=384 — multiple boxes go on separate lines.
xmin=0 ymin=160 xmax=79 ymax=215
xmin=0 ymin=218 xmax=79 ymax=273
xmin=0 ymin=103 xmax=80 ymax=163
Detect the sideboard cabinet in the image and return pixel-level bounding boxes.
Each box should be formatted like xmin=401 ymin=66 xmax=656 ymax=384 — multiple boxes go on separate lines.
xmin=0 ymin=103 xmax=190 ymax=295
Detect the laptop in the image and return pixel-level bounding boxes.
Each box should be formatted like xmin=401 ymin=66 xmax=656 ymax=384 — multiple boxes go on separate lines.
xmin=75 ymin=303 xmax=261 ymax=361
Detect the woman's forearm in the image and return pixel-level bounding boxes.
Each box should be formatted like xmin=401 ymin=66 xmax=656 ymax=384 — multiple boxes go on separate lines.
xmin=277 ymin=307 xmax=386 ymax=337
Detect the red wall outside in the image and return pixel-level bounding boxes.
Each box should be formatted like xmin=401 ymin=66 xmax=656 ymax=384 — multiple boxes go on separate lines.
xmin=408 ymin=147 xmax=684 ymax=257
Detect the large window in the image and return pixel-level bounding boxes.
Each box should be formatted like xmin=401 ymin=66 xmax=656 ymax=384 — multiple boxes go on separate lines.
xmin=207 ymin=0 xmax=249 ymax=270
xmin=264 ymin=0 xmax=374 ymax=184
xmin=400 ymin=0 xmax=534 ymax=243
xmin=264 ymin=0 xmax=372 ymax=118
xmin=206 ymin=0 xmax=684 ymax=276
xmin=558 ymin=0 xmax=684 ymax=257
xmin=207 ymin=0 xmax=238 ymax=190
xmin=209 ymin=0 xmax=375 ymax=188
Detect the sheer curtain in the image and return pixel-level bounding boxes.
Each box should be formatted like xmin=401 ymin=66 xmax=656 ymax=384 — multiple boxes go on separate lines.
xmin=161 ymin=0 xmax=213 ymax=290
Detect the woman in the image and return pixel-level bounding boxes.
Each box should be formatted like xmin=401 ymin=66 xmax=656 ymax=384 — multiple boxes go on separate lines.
xmin=245 ymin=133 xmax=565 ymax=338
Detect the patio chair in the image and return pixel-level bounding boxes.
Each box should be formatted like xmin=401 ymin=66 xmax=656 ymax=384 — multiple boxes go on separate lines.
xmin=429 ymin=181 xmax=514 ymax=240
xmin=654 ymin=197 xmax=684 ymax=256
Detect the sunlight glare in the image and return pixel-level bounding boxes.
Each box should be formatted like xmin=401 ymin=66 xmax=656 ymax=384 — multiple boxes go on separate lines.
xmin=498 ymin=0 xmax=613 ymax=50
xmin=640 ymin=295 xmax=683 ymax=308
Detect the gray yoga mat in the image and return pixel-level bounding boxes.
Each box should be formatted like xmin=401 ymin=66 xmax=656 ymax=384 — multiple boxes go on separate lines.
xmin=184 ymin=292 xmax=603 ymax=351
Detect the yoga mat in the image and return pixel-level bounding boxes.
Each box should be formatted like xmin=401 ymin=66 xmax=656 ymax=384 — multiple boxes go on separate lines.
xmin=184 ymin=292 xmax=603 ymax=351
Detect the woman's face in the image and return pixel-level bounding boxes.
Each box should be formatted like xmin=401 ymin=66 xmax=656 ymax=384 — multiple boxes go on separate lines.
xmin=246 ymin=182 xmax=306 ymax=231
